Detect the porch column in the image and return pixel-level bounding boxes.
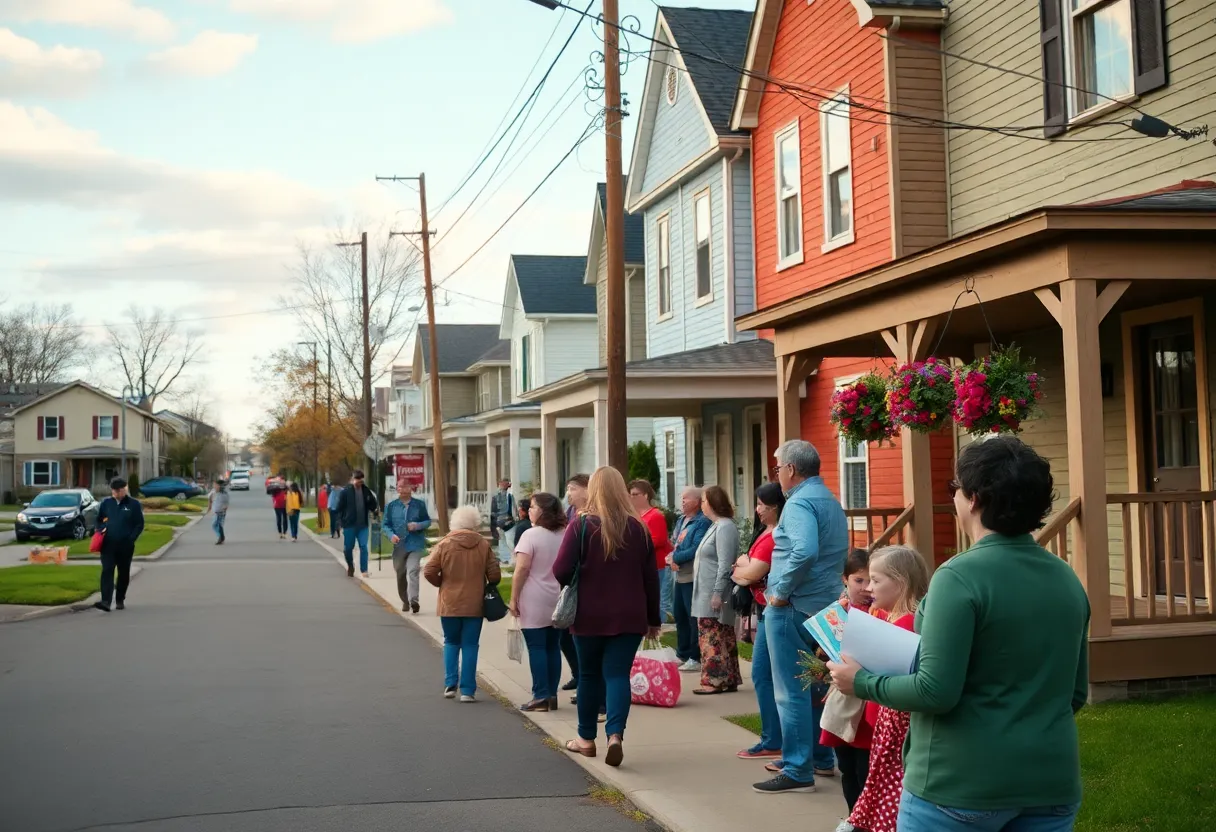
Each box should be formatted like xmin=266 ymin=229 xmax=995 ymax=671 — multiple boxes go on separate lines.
xmin=508 ymin=427 xmax=521 ymax=497
xmin=1060 ymin=280 xmax=1112 ymax=637
xmin=777 ymin=352 xmax=817 ymax=444
xmin=457 ymin=435 xmax=468 ymax=506
xmin=886 ymin=321 xmax=937 ymax=567
xmin=593 ymin=398 xmax=610 ymax=469
xmin=541 ymin=413 xmax=559 ymax=493
xmin=486 ymin=435 xmax=498 ymax=494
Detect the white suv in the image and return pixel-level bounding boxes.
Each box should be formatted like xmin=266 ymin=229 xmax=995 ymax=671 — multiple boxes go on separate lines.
xmin=229 ymin=473 xmax=251 ymax=491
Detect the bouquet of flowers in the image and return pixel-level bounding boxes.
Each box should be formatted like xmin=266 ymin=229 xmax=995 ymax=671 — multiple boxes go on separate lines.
xmin=798 ymin=649 xmax=831 ymax=690
xmin=953 ymin=346 xmax=1044 ymax=434
xmin=886 ymin=357 xmax=955 ymax=433
xmin=829 ymin=372 xmax=896 ymax=445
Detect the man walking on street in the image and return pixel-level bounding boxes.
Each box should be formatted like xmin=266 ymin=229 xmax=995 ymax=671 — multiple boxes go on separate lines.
xmin=489 ymin=478 xmax=515 ymax=564
xmin=753 ymin=440 xmax=848 ymax=795
xmin=94 ymin=477 xmax=145 ymax=612
xmin=327 ymin=478 xmax=343 ymax=539
xmin=335 ymin=470 xmax=379 ymax=577
xmin=206 ymin=478 xmax=229 ymax=545
xmin=384 ymin=481 xmax=431 ymax=613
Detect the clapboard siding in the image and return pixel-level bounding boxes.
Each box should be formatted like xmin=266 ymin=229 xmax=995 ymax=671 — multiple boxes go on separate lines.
xmin=439 ymin=377 xmax=477 ymax=420
xmin=596 ymin=235 xmax=649 ymax=366
xmin=731 ymin=154 xmax=758 ymax=326
xmin=639 ymin=37 xmax=716 ymax=195
xmin=541 ymin=319 xmax=600 ymax=387
xmin=596 ymin=247 xmax=608 ymax=366
xmin=945 ymin=0 xmax=1216 ymax=236
xmin=628 ymin=273 xmax=648 ymax=360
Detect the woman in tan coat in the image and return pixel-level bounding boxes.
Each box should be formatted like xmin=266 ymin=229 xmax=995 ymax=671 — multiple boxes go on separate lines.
xmin=423 ymin=505 xmax=501 ymax=702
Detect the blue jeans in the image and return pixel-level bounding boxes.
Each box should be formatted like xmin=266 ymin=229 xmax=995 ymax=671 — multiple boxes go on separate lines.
xmin=343 ymin=526 xmax=370 ymax=573
xmin=748 ymin=612 xmax=781 ymax=752
xmin=899 ymin=791 xmax=1081 ymax=832
xmin=673 ymin=581 xmax=699 ymax=662
xmin=573 ymin=633 xmax=643 ymax=741
xmin=212 ymin=511 xmax=226 ymax=542
xmin=440 ymin=616 xmax=484 ymax=696
xmin=765 ymin=604 xmax=834 ymax=783
xmin=274 ymin=506 xmax=287 ymax=534
xmin=657 ymin=567 xmax=674 ymax=622
xmin=288 ymin=511 xmax=300 ymax=539
xmin=522 ymin=626 xmax=563 ymax=700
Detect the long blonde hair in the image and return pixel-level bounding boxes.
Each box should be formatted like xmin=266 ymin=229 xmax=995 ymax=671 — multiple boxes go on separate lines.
xmin=585 ymin=466 xmax=639 ymax=560
xmin=869 ymin=545 xmax=930 ymax=621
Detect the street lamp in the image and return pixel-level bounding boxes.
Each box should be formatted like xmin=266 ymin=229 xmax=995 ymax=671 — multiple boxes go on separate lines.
xmin=120 ymin=384 xmax=135 ymax=485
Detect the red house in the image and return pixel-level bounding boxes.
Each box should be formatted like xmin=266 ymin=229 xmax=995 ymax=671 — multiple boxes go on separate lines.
xmin=731 ymin=0 xmax=956 ymax=560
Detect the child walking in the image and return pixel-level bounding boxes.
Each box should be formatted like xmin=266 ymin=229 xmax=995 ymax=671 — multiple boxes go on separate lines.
xmin=845 ymin=545 xmax=929 ymax=832
xmin=286 ymin=482 xmax=303 ymax=542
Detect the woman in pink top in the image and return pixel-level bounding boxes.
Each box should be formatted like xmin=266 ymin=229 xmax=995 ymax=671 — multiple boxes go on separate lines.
xmin=509 ymin=491 xmax=568 ymax=713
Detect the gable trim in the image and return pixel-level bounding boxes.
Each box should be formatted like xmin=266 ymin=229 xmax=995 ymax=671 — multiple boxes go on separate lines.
xmin=626 ymin=139 xmax=747 ymax=214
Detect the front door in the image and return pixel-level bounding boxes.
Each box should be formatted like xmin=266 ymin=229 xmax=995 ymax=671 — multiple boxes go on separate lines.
xmin=714 ymin=416 xmax=734 ymax=505
xmin=1140 ymin=319 xmax=1205 ymax=598
xmin=75 ymin=460 xmax=92 ymax=489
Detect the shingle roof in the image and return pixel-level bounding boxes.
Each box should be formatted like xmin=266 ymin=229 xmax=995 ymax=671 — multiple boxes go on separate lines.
xmin=866 ymin=0 xmax=944 ymax=7
xmin=598 ymin=179 xmax=646 ymax=264
xmin=471 ymin=339 xmax=511 ymax=365
xmin=417 ymin=324 xmax=506 ymax=374
xmin=511 ymin=254 xmax=596 ymax=315
xmin=623 ymin=338 xmax=775 ymax=373
xmin=0 ymin=382 xmax=66 ymax=413
xmin=1082 ymin=183 xmax=1216 ymax=212
xmin=660 ymin=6 xmax=753 ymax=136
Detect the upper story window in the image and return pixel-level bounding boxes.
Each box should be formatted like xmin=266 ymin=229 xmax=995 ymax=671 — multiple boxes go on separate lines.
xmin=144 ymin=420 xmax=154 ymax=442
xmin=38 ymin=416 xmax=63 ymax=441
xmin=774 ymin=122 xmax=803 ymax=269
xmin=97 ymin=415 xmax=116 ymax=440
xmin=820 ymin=93 xmax=854 ymax=248
xmin=1068 ymin=0 xmax=1133 ymax=114
xmin=693 ymin=190 xmax=712 ymax=302
xmin=519 ymin=334 xmax=532 ymax=393
xmin=656 ymin=214 xmax=672 ymax=318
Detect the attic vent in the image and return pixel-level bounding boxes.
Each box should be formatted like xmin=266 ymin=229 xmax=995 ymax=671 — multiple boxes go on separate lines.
xmin=665 ymin=65 xmax=678 ymax=105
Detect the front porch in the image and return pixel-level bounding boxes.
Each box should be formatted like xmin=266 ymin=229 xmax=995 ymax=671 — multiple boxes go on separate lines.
xmin=739 ymin=189 xmax=1216 ymax=685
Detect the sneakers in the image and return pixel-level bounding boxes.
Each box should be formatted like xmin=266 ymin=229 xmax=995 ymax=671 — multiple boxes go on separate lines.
xmin=737 ymin=745 xmax=782 ymax=760
xmin=92 ymin=601 xmax=110 ymax=612
xmin=444 ymin=686 xmax=457 ymax=699
xmin=347 ymin=565 xmax=355 ymax=577
xmin=410 ymin=601 xmax=420 ymax=614
xmin=460 ymin=694 xmax=475 ymax=703
xmin=815 ymin=766 xmax=837 ymax=777
xmin=678 ymin=659 xmax=701 ymax=673
xmin=752 ymin=773 xmax=816 ymax=795
xmin=834 ymin=822 xmax=856 ymax=832
xmin=115 ymin=601 xmax=125 ymax=611
xmin=361 ymin=572 xmax=371 ymax=578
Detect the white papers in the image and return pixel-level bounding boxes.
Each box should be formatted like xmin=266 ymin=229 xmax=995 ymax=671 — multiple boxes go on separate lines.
xmin=841 ymin=609 xmax=920 ymax=676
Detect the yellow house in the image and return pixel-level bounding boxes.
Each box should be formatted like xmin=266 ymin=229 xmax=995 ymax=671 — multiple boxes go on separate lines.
xmin=10 ymin=381 xmax=172 ymax=496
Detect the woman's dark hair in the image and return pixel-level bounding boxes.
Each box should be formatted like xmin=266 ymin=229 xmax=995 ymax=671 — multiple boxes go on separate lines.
xmin=529 ymin=492 xmax=567 ymax=531
xmin=289 ymin=482 xmax=301 ymax=494
xmin=752 ymin=482 xmax=787 ymax=547
xmin=628 ymin=479 xmax=656 ymax=503
xmin=844 ymin=547 xmax=870 ymax=577
xmin=518 ymin=498 xmax=531 ymax=515
xmin=703 ymin=484 xmax=734 ymax=519
xmin=956 ymin=436 xmax=1055 ymax=536
xmin=567 ymin=473 xmax=590 ymax=488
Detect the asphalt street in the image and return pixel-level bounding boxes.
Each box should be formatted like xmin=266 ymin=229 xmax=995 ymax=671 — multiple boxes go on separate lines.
xmin=0 ymin=490 xmax=649 ymax=832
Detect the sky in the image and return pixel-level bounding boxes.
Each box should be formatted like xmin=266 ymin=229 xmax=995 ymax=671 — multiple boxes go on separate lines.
xmin=0 ymin=0 xmax=753 ymax=439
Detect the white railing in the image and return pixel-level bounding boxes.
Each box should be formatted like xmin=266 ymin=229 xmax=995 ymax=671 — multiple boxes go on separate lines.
xmin=463 ymin=490 xmax=490 ymax=517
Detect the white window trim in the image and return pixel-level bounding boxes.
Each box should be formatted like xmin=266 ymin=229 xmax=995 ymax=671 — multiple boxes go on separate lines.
xmin=692 ymin=187 xmax=715 ymax=305
xmin=1062 ymin=0 xmax=1137 ymax=121
xmin=25 ymin=459 xmax=60 ymax=487
xmin=98 ymin=416 xmax=116 ymax=441
xmin=42 ymin=416 xmax=61 ymax=441
xmin=833 ymin=373 xmax=870 ymax=528
xmin=685 ymin=417 xmax=703 ymax=487
xmin=712 ymin=413 xmax=734 ymax=506
xmin=773 ymin=120 xmax=804 ymax=272
xmin=664 ymin=429 xmax=677 ymax=506
xmin=819 ymin=88 xmax=855 ymax=251
xmin=655 ymin=212 xmax=674 ymax=322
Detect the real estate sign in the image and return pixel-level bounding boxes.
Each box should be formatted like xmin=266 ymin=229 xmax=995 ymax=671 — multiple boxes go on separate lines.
xmin=395 ymin=454 xmax=425 ymax=491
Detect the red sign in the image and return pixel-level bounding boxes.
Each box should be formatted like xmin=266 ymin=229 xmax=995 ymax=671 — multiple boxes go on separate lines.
xmin=395 ymin=454 xmax=425 ymax=491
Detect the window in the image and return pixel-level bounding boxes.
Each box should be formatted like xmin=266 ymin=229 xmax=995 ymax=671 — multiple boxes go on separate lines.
xmin=688 ymin=419 xmax=704 ymax=486
xmin=144 ymin=420 xmax=153 ymax=442
xmin=656 ymin=215 xmax=672 ymax=317
xmin=39 ymin=416 xmax=63 ymax=441
xmin=97 ymin=416 xmax=116 ymax=440
xmin=23 ymin=460 xmax=61 ymax=487
xmin=774 ymin=123 xmax=803 ymax=267
xmin=693 ymin=190 xmax=712 ymax=301
xmin=839 ymin=436 xmax=869 ymax=513
xmin=478 ymin=374 xmax=492 ymax=411
xmin=1067 ymin=0 xmax=1133 ymax=115
xmin=520 ymin=334 xmax=532 ymax=393
xmin=820 ymin=93 xmax=853 ymax=246
xmin=664 ymin=430 xmax=676 ymax=509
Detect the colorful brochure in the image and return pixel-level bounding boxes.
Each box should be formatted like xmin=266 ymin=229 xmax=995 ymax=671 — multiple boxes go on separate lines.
xmin=803 ymin=601 xmax=848 ymax=664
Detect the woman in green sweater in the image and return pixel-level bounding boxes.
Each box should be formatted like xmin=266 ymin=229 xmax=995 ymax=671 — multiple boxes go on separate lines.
xmin=829 ymin=437 xmax=1090 ymax=831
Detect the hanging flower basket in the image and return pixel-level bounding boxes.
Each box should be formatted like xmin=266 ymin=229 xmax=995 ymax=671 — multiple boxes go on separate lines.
xmin=953 ymin=346 xmax=1045 ymax=434
xmin=886 ymin=357 xmax=956 ymax=434
xmin=830 ymin=372 xmax=896 ymax=445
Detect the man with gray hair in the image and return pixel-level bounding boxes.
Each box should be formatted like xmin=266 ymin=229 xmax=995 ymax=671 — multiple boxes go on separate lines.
xmin=753 ymin=439 xmax=848 ymax=795
xmin=669 ymin=485 xmax=710 ymax=672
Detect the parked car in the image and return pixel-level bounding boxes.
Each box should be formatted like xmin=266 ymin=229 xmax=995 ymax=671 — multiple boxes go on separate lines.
xmin=140 ymin=476 xmax=204 ymax=500
xmin=15 ymin=489 xmax=100 ymax=542
xmin=229 ymin=472 xmax=250 ymax=491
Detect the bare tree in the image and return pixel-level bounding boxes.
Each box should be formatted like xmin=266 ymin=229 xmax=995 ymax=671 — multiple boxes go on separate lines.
xmin=0 ymin=302 xmax=88 ymax=383
xmin=283 ymin=219 xmax=422 ymax=440
xmin=104 ymin=306 xmax=204 ymax=408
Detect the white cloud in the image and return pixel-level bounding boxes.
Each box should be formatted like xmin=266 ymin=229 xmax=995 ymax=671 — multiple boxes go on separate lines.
xmin=0 ymin=101 xmax=328 ymax=230
xmin=142 ymin=30 xmax=258 ymax=78
xmin=0 ymin=0 xmax=175 ymax=43
xmin=229 ymin=0 xmax=451 ymax=43
xmin=0 ymin=28 xmax=105 ymax=96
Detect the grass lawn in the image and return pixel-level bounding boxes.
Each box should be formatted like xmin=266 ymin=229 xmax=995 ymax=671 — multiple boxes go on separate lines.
xmin=661 ymin=628 xmax=753 ymax=662
xmin=0 ymin=503 xmax=23 ymax=513
xmin=0 ymin=564 xmax=102 ymax=605
xmin=143 ymin=513 xmax=192 ymax=527
xmin=65 ymin=525 xmax=175 ymax=559
xmin=498 ymin=575 xmax=512 ymax=599
xmin=724 ymin=693 xmax=1216 ymax=832
xmin=0 ymin=523 xmax=12 ymax=531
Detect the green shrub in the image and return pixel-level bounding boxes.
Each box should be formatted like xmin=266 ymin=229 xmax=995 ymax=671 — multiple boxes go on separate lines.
xmin=178 ymin=503 xmax=203 ymax=513
xmin=627 ymin=439 xmax=661 ymax=491
xmin=127 ymin=473 xmax=140 ymax=497
xmin=140 ymin=497 xmax=172 ymax=510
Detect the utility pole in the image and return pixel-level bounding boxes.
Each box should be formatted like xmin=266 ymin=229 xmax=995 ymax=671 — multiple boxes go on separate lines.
xmin=299 ymin=341 xmax=319 ymax=495
xmin=602 ymin=0 xmax=627 ymax=475
xmin=336 ymin=232 xmax=374 ymax=471
xmin=380 ymin=172 xmax=450 ymax=534
xmin=326 ymin=341 xmax=333 ymax=424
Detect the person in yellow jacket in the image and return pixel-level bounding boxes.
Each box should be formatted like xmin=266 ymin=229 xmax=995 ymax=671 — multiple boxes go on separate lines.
xmin=286 ymin=482 xmax=303 ymax=542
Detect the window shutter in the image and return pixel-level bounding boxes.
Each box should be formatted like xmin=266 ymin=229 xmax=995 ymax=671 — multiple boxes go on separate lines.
xmin=37 ymin=416 xmax=44 ymax=440
xmin=93 ymin=416 xmax=99 ymax=440
xmin=1131 ymin=0 xmax=1167 ymax=95
xmin=1039 ymin=0 xmax=1067 ymax=138
xmin=115 ymin=414 xmax=120 ymax=441
xmin=58 ymin=416 xmax=65 ymax=441
xmin=23 ymin=462 xmax=31 ymax=485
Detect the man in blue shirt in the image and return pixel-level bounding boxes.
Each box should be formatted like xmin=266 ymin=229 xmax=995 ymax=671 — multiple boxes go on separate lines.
xmin=94 ymin=477 xmax=145 ymax=612
xmin=326 ymin=479 xmax=343 ymax=539
xmin=383 ymin=481 xmax=432 ymax=614
xmin=754 ymin=440 xmax=848 ymax=795
xmin=670 ymin=486 xmax=710 ymax=672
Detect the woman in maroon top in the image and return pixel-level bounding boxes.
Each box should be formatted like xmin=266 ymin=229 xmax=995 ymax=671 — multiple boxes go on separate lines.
xmin=554 ymin=467 xmax=661 ymax=768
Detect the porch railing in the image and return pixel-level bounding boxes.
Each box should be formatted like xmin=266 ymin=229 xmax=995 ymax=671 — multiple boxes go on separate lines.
xmin=1035 ymin=498 xmax=1081 ymax=561
xmin=1107 ymin=491 xmax=1216 ymax=624
xmin=464 ymin=490 xmax=490 ymax=518
xmin=844 ymin=506 xmax=913 ymax=552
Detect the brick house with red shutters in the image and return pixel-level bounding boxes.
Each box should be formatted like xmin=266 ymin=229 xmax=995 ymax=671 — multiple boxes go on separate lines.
xmin=730 ymin=0 xmax=957 ymax=560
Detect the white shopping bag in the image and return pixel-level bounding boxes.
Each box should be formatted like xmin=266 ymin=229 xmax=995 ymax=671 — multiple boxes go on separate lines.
xmin=506 ymin=615 xmax=524 ymax=663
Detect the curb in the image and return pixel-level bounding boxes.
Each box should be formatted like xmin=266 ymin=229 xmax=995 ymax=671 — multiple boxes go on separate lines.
xmin=58 ymin=515 xmax=199 ymax=564
xmin=0 ymin=565 xmax=145 ymax=624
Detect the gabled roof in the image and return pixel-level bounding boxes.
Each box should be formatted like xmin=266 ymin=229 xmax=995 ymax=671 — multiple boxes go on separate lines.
xmin=0 ymin=382 xmax=66 ymax=414
xmin=659 ymin=7 xmax=753 ymax=135
xmin=468 ymin=339 xmax=512 ymax=371
xmin=597 ymin=181 xmax=646 ymax=265
xmin=1077 ymin=180 xmax=1216 ymax=211
xmin=510 ymin=255 xmax=595 ymax=315
xmin=620 ymin=338 xmax=774 ymax=373
xmin=8 ymin=380 xmax=166 ymax=423
xmin=417 ymin=324 xmax=506 ymax=375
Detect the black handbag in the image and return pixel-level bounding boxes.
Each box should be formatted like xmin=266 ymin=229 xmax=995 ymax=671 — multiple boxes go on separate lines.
xmin=729 ymin=582 xmax=755 ymax=616
xmin=483 ymin=580 xmax=509 ymax=622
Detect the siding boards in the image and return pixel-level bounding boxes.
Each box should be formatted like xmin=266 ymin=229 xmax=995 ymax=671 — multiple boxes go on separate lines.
xmin=440 ymin=377 xmax=477 ymax=420
xmin=731 ymin=155 xmax=758 ymax=324
xmin=628 ymin=273 xmax=648 ymax=360
xmin=541 ymin=320 xmax=599 ymax=387
xmin=639 ymin=40 xmax=716 ymax=194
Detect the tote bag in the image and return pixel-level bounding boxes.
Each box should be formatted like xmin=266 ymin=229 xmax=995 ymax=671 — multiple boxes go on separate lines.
xmin=483 ymin=581 xmax=509 ymax=622
xmin=551 ymin=518 xmax=586 ymax=630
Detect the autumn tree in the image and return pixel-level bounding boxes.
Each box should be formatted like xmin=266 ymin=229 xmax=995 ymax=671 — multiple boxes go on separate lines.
xmin=259 ymin=403 xmax=360 ymax=487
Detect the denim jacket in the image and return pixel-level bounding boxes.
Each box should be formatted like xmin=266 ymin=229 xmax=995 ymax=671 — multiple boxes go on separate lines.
xmin=766 ymin=477 xmax=848 ymax=616
xmin=383 ymin=496 xmax=431 ymax=552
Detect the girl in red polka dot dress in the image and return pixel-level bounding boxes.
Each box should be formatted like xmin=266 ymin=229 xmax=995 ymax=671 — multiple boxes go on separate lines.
xmin=845 ymin=545 xmax=929 ymax=832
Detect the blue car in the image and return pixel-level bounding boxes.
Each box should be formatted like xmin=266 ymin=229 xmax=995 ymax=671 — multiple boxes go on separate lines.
xmin=139 ymin=476 xmax=204 ymax=500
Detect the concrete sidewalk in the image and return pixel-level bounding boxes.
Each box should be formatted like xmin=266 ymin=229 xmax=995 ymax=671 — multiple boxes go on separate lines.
xmin=310 ymin=530 xmax=851 ymax=832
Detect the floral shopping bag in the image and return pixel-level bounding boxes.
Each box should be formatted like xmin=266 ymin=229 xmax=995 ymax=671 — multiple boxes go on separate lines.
xmin=629 ymin=638 xmax=681 ymax=707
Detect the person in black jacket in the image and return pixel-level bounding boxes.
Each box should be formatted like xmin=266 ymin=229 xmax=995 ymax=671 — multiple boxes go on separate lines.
xmin=94 ymin=477 xmax=145 ymax=611
xmin=335 ymin=469 xmax=380 ymax=577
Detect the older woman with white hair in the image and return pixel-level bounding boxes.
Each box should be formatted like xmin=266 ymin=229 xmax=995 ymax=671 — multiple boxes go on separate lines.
xmin=424 ymin=505 xmax=501 ymax=703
